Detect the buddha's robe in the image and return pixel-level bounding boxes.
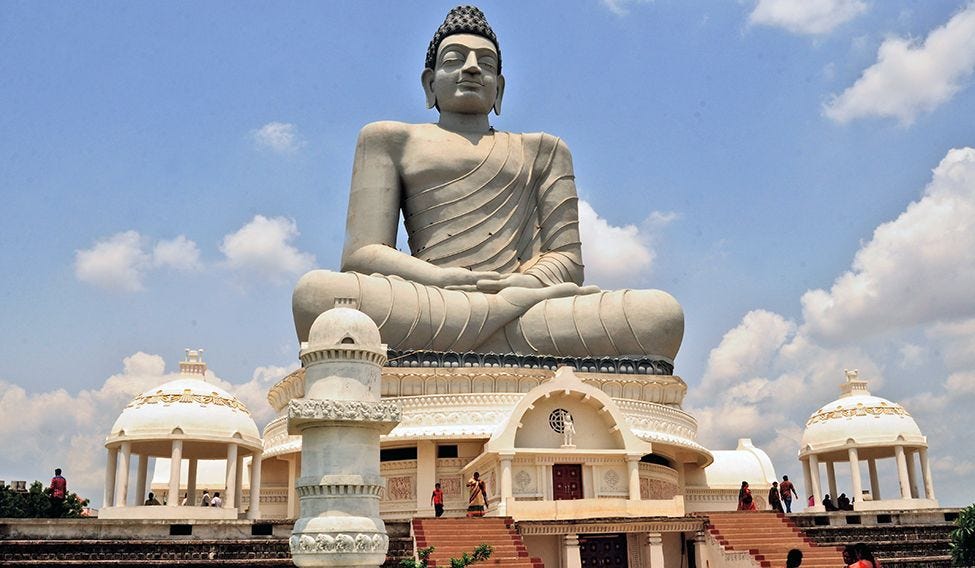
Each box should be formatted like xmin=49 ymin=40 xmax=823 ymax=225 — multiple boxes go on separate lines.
xmin=293 ymin=132 xmax=684 ymax=360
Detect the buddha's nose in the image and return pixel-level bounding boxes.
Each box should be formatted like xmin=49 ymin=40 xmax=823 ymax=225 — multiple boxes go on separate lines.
xmin=462 ymin=51 xmax=481 ymax=74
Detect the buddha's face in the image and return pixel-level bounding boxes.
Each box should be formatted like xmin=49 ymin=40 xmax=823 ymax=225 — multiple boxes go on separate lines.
xmin=423 ymin=33 xmax=504 ymax=115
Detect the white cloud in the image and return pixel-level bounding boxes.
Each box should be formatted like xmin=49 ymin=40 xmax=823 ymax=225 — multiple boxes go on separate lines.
xmin=152 ymin=235 xmax=202 ymax=271
xmin=74 ymin=231 xmax=150 ymax=292
xmin=801 ymin=148 xmax=975 ymax=342
xmin=75 ymin=232 xmax=205 ymax=292
xmin=578 ymin=200 xmax=674 ymax=289
xmin=0 ymin=352 xmax=294 ymax=505
xmin=749 ymin=0 xmax=867 ymax=35
xmin=824 ymin=3 xmax=975 ymax=124
xmin=600 ymin=0 xmax=652 ymax=17
xmin=219 ymin=215 xmax=315 ymax=282
xmin=251 ymin=122 xmax=304 ymax=154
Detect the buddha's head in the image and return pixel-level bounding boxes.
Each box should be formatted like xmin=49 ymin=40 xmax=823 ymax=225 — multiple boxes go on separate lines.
xmin=422 ymin=5 xmax=505 ymax=116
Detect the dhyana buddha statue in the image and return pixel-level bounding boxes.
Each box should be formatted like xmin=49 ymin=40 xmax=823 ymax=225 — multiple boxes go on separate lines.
xmin=293 ymin=5 xmax=684 ymax=362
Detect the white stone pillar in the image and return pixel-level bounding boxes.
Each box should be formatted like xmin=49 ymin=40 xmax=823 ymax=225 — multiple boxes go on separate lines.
xmin=135 ymin=454 xmax=149 ymax=506
xmin=499 ymin=451 xmax=514 ymax=515
xmin=103 ymin=447 xmax=118 ymax=508
xmin=808 ymin=454 xmax=822 ymax=510
xmin=187 ymin=458 xmax=198 ymax=505
xmin=627 ymin=456 xmax=641 ymax=501
xmin=919 ymin=448 xmax=936 ymax=500
xmin=247 ymin=452 xmax=263 ymax=520
xmin=416 ymin=440 xmax=437 ymax=515
xmin=848 ymin=447 xmax=863 ymax=506
xmin=906 ymin=449 xmax=919 ymax=498
xmin=895 ymin=445 xmax=911 ymax=499
xmin=826 ymin=460 xmax=838 ymax=507
xmin=114 ymin=441 xmax=131 ymax=506
xmin=286 ymin=456 xmax=298 ymax=518
xmin=563 ymin=534 xmax=582 ymax=568
xmin=868 ymin=458 xmax=881 ymax=500
xmin=802 ymin=458 xmax=813 ymax=508
xmin=647 ymin=532 xmax=665 ymax=567
xmin=168 ymin=440 xmax=183 ymax=507
xmin=225 ymin=443 xmax=238 ymax=509
xmin=234 ymin=452 xmax=244 ymax=509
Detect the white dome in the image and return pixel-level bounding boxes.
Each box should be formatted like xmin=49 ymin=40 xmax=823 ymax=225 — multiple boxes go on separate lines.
xmin=106 ymin=377 xmax=262 ymax=457
xmin=800 ymin=393 xmax=925 ymax=456
xmin=307 ymin=306 xmax=382 ymax=349
xmin=704 ymin=439 xmax=777 ymax=488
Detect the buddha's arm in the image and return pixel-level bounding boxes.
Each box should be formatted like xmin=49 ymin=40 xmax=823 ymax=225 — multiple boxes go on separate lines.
xmin=517 ymin=137 xmax=585 ymax=286
xmin=341 ymin=122 xmax=500 ymax=288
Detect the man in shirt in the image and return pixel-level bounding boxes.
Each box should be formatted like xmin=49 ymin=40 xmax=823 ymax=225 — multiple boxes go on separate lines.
xmin=431 ymin=482 xmax=445 ymax=517
xmin=779 ymin=475 xmax=799 ymax=513
xmin=49 ymin=468 xmax=67 ymax=517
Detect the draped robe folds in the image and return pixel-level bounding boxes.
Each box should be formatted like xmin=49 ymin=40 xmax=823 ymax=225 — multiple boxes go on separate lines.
xmin=292 ymin=132 xmax=685 ymax=360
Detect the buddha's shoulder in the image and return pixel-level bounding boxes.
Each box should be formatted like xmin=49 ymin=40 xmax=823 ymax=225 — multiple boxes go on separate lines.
xmin=512 ymin=131 xmax=571 ymax=151
xmin=357 ymin=120 xmax=414 ymax=141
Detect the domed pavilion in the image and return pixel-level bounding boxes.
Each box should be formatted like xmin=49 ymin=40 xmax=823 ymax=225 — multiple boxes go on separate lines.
xmin=799 ymin=369 xmax=937 ymax=512
xmin=100 ymin=349 xmax=264 ymax=519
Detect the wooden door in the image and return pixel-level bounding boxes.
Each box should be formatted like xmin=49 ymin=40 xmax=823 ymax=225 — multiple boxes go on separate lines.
xmin=552 ymin=464 xmax=583 ymax=500
xmin=580 ymin=533 xmax=628 ymax=568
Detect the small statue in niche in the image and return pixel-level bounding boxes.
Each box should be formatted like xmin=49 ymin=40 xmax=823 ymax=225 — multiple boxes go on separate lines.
xmin=562 ymin=412 xmax=576 ymax=447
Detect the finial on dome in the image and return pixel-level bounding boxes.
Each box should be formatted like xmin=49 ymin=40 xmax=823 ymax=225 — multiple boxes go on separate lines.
xmin=180 ymin=348 xmax=208 ymax=378
xmin=840 ymin=368 xmax=870 ymax=397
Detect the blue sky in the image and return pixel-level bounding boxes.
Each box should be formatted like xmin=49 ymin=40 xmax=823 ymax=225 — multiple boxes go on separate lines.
xmin=2 ymin=0 xmax=975 ymax=506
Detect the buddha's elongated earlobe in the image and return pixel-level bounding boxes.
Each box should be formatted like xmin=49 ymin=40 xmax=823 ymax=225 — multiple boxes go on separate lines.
xmin=493 ymin=74 xmax=505 ymax=116
xmin=421 ymin=68 xmax=437 ymax=110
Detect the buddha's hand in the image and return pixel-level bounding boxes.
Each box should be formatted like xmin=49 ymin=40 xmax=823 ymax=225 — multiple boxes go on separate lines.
xmin=498 ymin=282 xmax=601 ymax=308
xmin=438 ymin=266 xmax=501 ymax=289
xmin=475 ymin=273 xmax=543 ymax=292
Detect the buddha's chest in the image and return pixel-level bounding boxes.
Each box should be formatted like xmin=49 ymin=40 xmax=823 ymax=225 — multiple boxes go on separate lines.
xmin=399 ymin=131 xmax=515 ymax=198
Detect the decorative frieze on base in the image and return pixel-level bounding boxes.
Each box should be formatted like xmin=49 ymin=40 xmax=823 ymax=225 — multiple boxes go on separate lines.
xmin=290 ymin=532 xmax=389 ymax=554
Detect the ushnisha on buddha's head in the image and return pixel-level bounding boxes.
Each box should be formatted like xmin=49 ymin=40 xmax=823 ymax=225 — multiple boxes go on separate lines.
xmin=422 ymin=5 xmax=505 ymax=116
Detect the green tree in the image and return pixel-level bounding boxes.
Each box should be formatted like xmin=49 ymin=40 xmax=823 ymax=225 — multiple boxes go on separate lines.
xmin=951 ymin=503 xmax=975 ymax=566
xmin=0 ymin=481 xmax=90 ymax=518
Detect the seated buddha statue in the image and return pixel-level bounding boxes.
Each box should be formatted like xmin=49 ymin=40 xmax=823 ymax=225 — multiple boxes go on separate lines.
xmin=293 ymin=5 xmax=684 ymax=362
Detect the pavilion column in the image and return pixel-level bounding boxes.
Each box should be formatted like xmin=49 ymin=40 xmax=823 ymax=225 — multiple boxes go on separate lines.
xmin=234 ymin=452 xmax=244 ymax=509
xmin=114 ymin=441 xmax=131 ymax=507
xmin=868 ymin=459 xmax=881 ymax=500
xmin=562 ymin=534 xmax=582 ymax=568
xmin=919 ymin=448 xmax=936 ymax=500
xmin=906 ymin=449 xmax=919 ymax=498
xmin=135 ymin=454 xmax=149 ymax=505
xmin=826 ymin=461 xmax=838 ymax=507
xmin=286 ymin=456 xmax=298 ymax=518
xmin=627 ymin=456 xmax=641 ymax=501
xmin=647 ymin=532 xmax=665 ymax=567
xmin=247 ymin=452 xmax=263 ymax=520
xmin=103 ymin=447 xmax=118 ymax=508
xmin=225 ymin=443 xmax=238 ymax=509
xmin=415 ymin=441 xmax=437 ymax=515
xmin=168 ymin=440 xmax=183 ymax=507
xmin=187 ymin=458 xmax=198 ymax=505
xmin=848 ymin=447 xmax=863 ymax=506
xmin=895 ymin=445 xmax=911 ymax=499
xmin=807 ymin=454 xmax=822 ymax=510
xmin=802 ymin=458 xmax=813 ymax=508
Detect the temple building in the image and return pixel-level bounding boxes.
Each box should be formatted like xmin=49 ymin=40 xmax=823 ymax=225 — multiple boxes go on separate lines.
xmin=800 ymin=369 xmax=938 ymax=512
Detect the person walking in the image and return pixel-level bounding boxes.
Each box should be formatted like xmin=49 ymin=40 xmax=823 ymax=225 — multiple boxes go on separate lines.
xmin=466 ymin=472 xmax=487 ymax=517
xmin=430 ymin=482 xmax=445 ymax=517
xmin=200 ymin=490 xmax=211 ymax=506
xmin=210 ymin=492 xmax=223 ymax=508
xmin=769 ymin=481 xmax=784 ymax=513
xmin=779 ymin=475 xmax=798 ymax=513
xmin=737 ymin=481 xmax=757 ymax=511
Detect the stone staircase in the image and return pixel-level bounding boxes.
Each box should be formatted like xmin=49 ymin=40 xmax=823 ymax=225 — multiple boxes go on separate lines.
xmin=800 ymin=523 xmax=953 ymax=567
xmin=705 ymin=511 xmax=845 ymax=567
xmin=412 ymin=517 xmax=543 ymax=568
